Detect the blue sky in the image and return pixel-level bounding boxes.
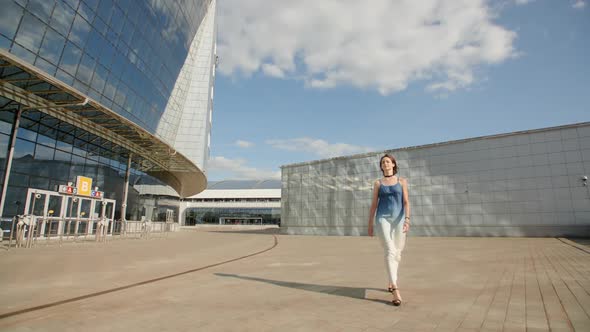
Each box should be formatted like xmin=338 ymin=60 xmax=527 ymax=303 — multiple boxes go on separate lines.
xmin=207 ymin=0 xmax=589 ymax=181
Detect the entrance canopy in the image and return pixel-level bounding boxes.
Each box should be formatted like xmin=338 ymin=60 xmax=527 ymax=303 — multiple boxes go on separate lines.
xmin=0 ymin=50 xmax=205 ymax=197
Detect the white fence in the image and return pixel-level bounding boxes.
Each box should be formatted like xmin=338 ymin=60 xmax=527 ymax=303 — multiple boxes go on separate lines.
xmin=0 ymin=216 xmax=179 ymax=249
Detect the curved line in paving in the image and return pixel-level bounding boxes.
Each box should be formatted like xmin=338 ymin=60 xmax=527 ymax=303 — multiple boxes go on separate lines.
xmin=0 ymin=234 xmax=278 ymax=320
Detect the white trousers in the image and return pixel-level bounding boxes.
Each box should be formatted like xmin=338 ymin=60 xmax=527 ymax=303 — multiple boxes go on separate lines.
xmin=376 ymin=218 xmax=406 ymax=286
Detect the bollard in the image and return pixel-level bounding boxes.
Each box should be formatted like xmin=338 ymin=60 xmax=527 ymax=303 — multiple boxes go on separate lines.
xmin=15 ymin=216 xmax=26 ymax=248
xmin=95 ymin=218 xmax=107 ymax=243
xmin=8 ymin=215 xmax=18 ymax=250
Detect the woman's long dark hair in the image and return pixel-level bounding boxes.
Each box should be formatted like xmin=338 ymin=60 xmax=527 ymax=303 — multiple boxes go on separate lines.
xmin=379 ymin=154 xmax=398 ymax=176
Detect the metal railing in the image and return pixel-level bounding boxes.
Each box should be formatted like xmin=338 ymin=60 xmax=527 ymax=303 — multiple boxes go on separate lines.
xmin=1 ymin=216 xmax=178 ymax=250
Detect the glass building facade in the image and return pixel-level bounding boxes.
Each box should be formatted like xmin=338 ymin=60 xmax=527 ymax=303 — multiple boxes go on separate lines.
xmin=185 ymin=207 xmax=281 ymax=226
xmin=0 ymin=0 xmax=217 ymax=220
xmin=181 ymin=180 xmax=282 ymax=226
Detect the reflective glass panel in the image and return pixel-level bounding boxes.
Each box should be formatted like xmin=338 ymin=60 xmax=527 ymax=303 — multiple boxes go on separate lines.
xmin=17 ymin=126 xmax=37 ymax=141
xmin=8 ymin=172 xmax=28 ymax=187
xmin=54 ymin=149 xmax=72 ymax=162
xmin=0 ymin=34 xmax=11 ymax=49
xmin=90 ymin=63 xmax=107 ymax=93
xmin=0 ymin=117 xmax=13 ymax=135
xmin=80 ymin=199 xmax=91 ymax=218
xmin=0 ymin=134 xmax=9 ymax=164
xmin=27 ymin=0 xmax=55 ymax=23
xmin=48 ymin=195 xmax=63 ymax=217
xmin=11 ymin=41 xmax=37 ymax=64
xmin=77 ymin=1 xmax=95 ymax=22
xmin=76 ymin=52 xmax=96 ymax=84
xmin=66 ymin=197 xmax=79 ymax=218
xmin=28 ymin=192 xmax=47 ymax=215
xmin=60 ymin=41 xmax=81 ymax=75
xmin=63 ymin=0 xmax=79 ymax=10
xmin=37 ymin=135 xmax=58 ymax=153
xmin=109 ymin=7 xmax=124 ymax=34
xmin=50 ymin=1 xmax=76 ymax=36
xmin=14 ymin=12 xmax=45 ymax=52
xmin=82 ymin=0 xmax=100 ymax=12
xmin=0 ymin=0 xmax=23 ymax=40
xmin=34 ymin=144 xmax=54 ymax=160
xmin=34 ymin=56 xmax=57 ymax=75
xmin=30 ymin=176 xmax=50 ymax=190
xmin=97 ymin=0 xmax=113 ymax=22
xmin=69 ymin=14 xmax=90 ymax=47
xmin=40 ymin=27 xmax=66 ymax=65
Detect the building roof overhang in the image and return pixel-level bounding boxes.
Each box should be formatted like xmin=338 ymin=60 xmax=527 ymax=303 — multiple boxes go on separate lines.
xmin=0 ymin=49 xmax=206 ymax=197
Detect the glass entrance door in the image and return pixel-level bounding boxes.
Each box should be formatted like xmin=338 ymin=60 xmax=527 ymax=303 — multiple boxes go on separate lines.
xmin=92 ymin=199 xmax=115 ymax=234
xmin=23 ymin=188 xmax=117 ymax=239
xmin=23 ymin=189 xmax=65 ymax=238
xmin=64 ymin=196 xmax=79 ymax=236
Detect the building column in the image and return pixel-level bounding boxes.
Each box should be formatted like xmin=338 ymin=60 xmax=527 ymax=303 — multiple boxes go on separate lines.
xmin=121 ymin=154 xmax=132 ymax=234
xmin=0 ymin=108 xmax=22 ymax=218
xmin=178 ymin=202 xmax=186 ymax=225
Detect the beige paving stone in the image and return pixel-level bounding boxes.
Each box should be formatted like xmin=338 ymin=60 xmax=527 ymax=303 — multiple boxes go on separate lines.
xmin=434 ymin=312 xmax=466 ymax=331
xmin=525 ymin=253 xmax=550 ymax=331
xmin=536 ymin=241 xmax=589 ymax=331
xmin=503 ymin=328 xmax=526 ymax=332
xmin=480 ymin=268 xmax=513 ymax=331
xmin=531 ymin=248 xmax=573 ymax=331
xmin=549 ymin=265 xmax=590 ymax=331
xmin=550 ymin=246 xmax=590 ymax=319
xmin=0 ymin=232 xmax=589 ymax=331
xmin=457 ymin=275 xmax=498 ymax=330
xmin=504 ymin=256 xmax=527 ymax=332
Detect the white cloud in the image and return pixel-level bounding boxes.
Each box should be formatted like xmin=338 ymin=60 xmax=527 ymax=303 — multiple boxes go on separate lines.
xmin=573 ymin=0 xmax=586 ymax=9
xmin=217 ymin=0 xmax=517 ymax=94
xmin=266 ymin=137 xmax=374 ymax=158
xmin=514 ymin=0 xmax=534 ymax=4
xmin=235 ymin=140 xmax=255 ymax=148
xmin=208 ymin=156 xmax=280 ymax=180
xmin=261 ymin=64 xmax=286 ymax=78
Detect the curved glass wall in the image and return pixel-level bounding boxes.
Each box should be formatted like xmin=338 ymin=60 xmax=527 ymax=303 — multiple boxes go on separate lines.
xmin=0 ymin=0 xmax=211 ymax=137
xmin=0 ymin=109 xmax=148 ymax=219
xmin=0 ymin=0 xmax=216 ymax=219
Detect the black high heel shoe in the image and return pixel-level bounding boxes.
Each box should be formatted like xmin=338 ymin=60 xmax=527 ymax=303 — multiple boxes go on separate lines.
xmin=387 ymin=286 xmax=394 ymax=293
xmin=391 ymin=288 xmax=402 ymax=306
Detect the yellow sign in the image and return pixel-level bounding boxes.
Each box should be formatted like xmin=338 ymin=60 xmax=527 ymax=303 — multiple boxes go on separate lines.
xmin=76 ymin=176 xmax=93 ymax=196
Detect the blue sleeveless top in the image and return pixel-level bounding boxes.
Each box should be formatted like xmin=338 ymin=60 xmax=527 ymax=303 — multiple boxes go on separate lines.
xmin=376 ymin=180 xmax=405 ymax=225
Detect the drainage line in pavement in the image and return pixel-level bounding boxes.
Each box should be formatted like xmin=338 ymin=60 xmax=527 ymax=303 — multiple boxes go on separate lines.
xmin=0 ymin=234 xmax=278 ymax=320
xmin=556 ymin=237 xmax=590 ymax=254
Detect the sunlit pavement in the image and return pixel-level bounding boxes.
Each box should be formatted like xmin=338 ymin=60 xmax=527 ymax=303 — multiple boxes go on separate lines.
xmin=0 ymin=229 xmax=589 ymax=331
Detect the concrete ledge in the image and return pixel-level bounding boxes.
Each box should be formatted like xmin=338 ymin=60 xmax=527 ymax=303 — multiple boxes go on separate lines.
xmin=558 ymin=237 xmax=590 ymax=253
xmin=181 ymin=225 xmax=279 ymax=231
xmin=281 ymin=225 xmax=590 ymax=237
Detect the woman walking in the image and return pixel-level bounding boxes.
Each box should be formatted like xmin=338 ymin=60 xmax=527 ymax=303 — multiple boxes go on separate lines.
xmin=368 ymin=154 xmax=411 ymax=306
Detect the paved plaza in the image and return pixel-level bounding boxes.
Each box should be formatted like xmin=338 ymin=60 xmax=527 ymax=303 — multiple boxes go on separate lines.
xmin=0 ymin=228 xmax=589 ymax=331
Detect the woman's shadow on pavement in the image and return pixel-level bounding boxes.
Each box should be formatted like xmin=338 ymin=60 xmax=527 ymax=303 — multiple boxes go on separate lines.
xmin=215 ymin=273 xmax=392 ymax=305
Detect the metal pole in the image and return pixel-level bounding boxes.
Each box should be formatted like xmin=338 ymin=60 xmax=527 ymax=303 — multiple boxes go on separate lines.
xmin=66 ymin=197 xmax=74 ymax=241
xmin=74 ymin=199 xmax=81 ymax=242
xmin=121 ymin=154 xmax=132 ymax=235
xmin=0 ymin=109 xmax=22 ymax=218
xmin=29 ymin=193 xmax=37 ymax=247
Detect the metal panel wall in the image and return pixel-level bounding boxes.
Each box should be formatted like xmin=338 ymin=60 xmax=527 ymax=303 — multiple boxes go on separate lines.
xmin=281 ymin=123 xmax=590 ymax=237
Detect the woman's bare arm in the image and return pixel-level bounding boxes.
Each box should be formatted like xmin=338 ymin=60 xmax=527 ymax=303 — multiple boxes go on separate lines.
xmin=401 ymin=177 xmax=411 ymax=232
xmin=368 ymin=180 xmax=379 ymax=236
